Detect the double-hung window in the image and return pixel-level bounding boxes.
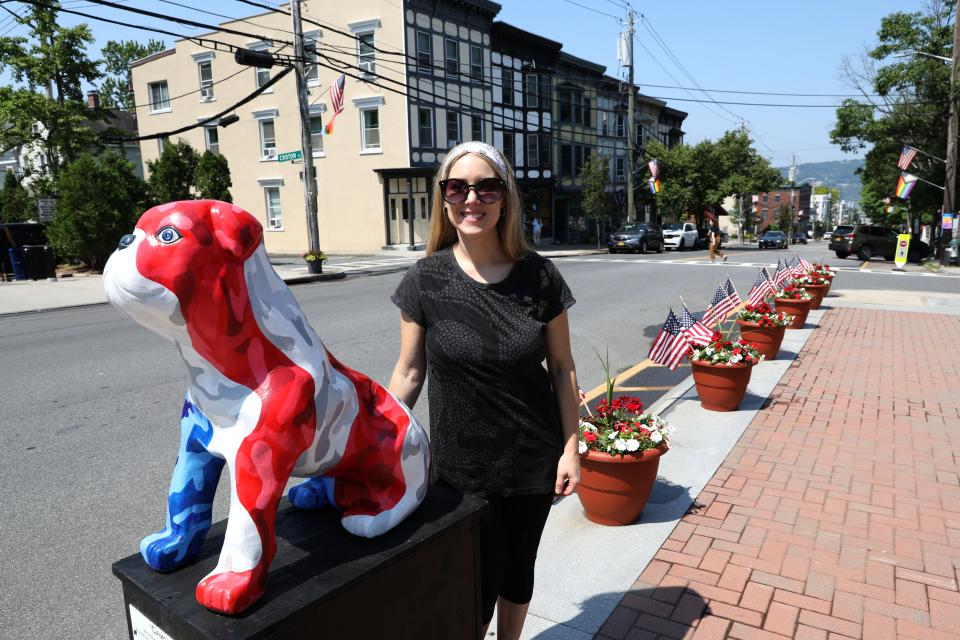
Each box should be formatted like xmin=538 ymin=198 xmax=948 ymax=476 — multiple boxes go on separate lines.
xmin=471 ymin=116 xmax=483 ymax=142
xmin=357 ymin=32 xmax=376 ymax=76
xmin=304 ymin=31 xmax=321 ymax=84
xmin=502 ymin=132 xmax=514 ymax=165
xmin=353 ymin=96 xmax=383 ymax=152
xmin=445 ymin=39 xmax=459 ymax=77
xmin=253 ymin=109 xmax=278 ymax=160
xmin=524 ymin=74 xmax=539 ymax=109
xmin=446 ymin=111 xmax=460 ymax=148
xmin=418 ymin=107 xmax=433 ymax=148
xmin=198 ymin=61 xmax=214 ymax=101
xmin=501 ymin=68 xmax=513 ymax=105
xmin=469 ymin=45 xmax=483 ymax=82
xmin=526 ymin=133 xmax=539 ymax=167
xmin=204 ymin=126 xmax=220 ymax=155
xmin=614 ymin=157 xmax=625 ymax=181
xmin=416 ymin=31 xmax=431 ymax=72
xmin=148 ymin=81 xmax=170 ymax=112
xmin=264 ymin=186 xmax=282 ymax=229
xmin=309 ymin=105 xmax=325 ymax=156
xmin=616 ymin=113 xmax=626 ymax=137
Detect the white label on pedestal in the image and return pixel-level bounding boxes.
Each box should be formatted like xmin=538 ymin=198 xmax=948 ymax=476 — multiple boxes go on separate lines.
xmin=129 ymin=604 xmax=174 ymax=640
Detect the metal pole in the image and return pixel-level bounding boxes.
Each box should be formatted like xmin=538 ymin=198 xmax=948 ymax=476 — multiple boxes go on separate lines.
xmin=292 ymin=0 xmax=321 ymax=255
xmin=940 ymin=6 xmax=960 ymax=265
xmin=625 ymin=10 xmax=636 ymax=223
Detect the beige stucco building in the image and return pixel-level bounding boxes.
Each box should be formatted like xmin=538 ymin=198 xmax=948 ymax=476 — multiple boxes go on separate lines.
xmin=131 ymin=0 xmax=686 ymax=253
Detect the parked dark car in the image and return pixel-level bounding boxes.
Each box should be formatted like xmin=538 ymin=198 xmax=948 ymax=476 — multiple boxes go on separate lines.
xmin=759 ymin=230 xmax=787 ymax=249
xmin=828 ymin=224 xmax=929 ymax=262
xmin=791 ymin=233 xmax=807 ymax=244
xmin=608 ymin=223 xmax=664 ymax=254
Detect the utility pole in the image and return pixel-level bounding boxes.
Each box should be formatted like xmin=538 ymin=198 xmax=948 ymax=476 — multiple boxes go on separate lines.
xmin=940 ymin=5 xmax=960 ymax=265
xmin=292 ymin=0 xmax=321 ymax=255
xmin=625 ymin=10 xmax=636 ymax=222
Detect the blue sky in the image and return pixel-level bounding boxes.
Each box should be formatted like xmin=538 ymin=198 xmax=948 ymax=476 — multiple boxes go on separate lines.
xmin=1 ymin=0 xmax=929 ymax=165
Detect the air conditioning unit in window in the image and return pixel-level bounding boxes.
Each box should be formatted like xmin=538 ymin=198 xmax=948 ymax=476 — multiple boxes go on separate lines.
xmin=358 ymin=61 xmax=376 ymax=76
xmin=201 ymin=87 xmax=214 ymax=101
xmin=264 ymin=149 xmax=276 ymax=159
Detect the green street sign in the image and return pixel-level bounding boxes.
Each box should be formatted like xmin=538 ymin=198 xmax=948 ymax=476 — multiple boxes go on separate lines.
xmin=277 ymin=150 xmax=303 ymax=162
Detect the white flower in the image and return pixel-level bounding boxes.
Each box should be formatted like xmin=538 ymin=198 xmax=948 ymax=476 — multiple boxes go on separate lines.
xmin=580 ymin=420 xmax=596 ymax=432
xmin=578 ymin=440 xmax=588 ymax=454
xmin=625 ymin=439 xmax=640 ymax=451
xmin=730 ymin=354 xmax=742 ymax=364
xmin=614 ymin=438 xmax=628 ymax=451
xmin=650 ymin=431 xmax=663 ymax=444
xmin=607 ymin=431 xmax=618 ymax=441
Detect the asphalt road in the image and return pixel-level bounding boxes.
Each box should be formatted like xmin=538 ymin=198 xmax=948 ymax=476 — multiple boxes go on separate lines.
xmin=0 ymin=242 xmax=954 ymax=639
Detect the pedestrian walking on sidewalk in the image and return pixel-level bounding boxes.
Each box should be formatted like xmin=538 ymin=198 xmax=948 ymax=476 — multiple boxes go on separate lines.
xmin=709 ymin=222 xmax=727 ymax=263
xmin=388 ymin=141 xmax=582 ymax=640
xmin=532 ymin=216 xmax=542 ymax=248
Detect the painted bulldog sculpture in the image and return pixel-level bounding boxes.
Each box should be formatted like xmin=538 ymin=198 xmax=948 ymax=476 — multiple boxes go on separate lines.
xmin=103 ymin=200 xmax=430 ymax=615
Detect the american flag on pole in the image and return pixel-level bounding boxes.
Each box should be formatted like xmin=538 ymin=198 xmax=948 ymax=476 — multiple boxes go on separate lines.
xmin=773 ymin=260 xmax=792 ymax=288
xmin=897 ymin=145 xmax=918 ymax=171
xmin=724 ymin=277 xmax=742 ymax=307
xmin=679 ymin=302 xmax=714 ymax=347
xmin=701 ymin=284 xmax=737 ymax=327
xmin=324 ymin=73 xmax=346 ymax=134
xmin=648 ymin=309 xmax=693 ymax=370
xmin=747 ymin=268 xmax=775 ymax=306
xmin=798 ymin=255 xmax=813 ymax=271
xmin=648 ymin=158 xmax=659 ymax=179
xmin=788 ymin=255 xmax=805 ymax=277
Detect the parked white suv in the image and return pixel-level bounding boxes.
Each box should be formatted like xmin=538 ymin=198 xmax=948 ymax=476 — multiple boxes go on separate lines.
xmin=663 ymin=222 xmax=698 ymax=251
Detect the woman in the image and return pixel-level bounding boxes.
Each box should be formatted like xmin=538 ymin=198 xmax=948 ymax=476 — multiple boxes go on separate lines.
xmin=388 ymin=141 xmax=581 ymax=640
xmin=709 ymin=223 xmax=727 ymax=263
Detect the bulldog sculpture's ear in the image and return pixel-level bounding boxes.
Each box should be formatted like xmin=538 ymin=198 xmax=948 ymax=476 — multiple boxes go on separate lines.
xmin=209 ymin=202 xmax=264 ymax=262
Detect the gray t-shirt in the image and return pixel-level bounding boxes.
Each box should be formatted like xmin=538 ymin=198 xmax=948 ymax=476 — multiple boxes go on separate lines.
xmin=391 ymin=247 xmax=575 ymax=496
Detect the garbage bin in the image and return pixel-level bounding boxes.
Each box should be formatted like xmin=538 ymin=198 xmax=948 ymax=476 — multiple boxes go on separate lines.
xmin=7 ymin=247 xmax=25 ymax=280
xmin=22 ymin=244 xmax=55 ymax=280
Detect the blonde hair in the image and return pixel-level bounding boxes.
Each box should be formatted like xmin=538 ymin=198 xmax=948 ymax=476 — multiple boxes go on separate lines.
xmin=425 ymin=143 xmax=530 ymax=259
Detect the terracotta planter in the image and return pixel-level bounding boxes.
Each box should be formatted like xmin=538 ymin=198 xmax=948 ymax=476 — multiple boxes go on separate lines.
xmin=804 ymin=283 xmax=829 ymax=309
xmin=774 ymin=297 xmax=813 ymax=329
xmin=578 ymin=447 xmax=667 ymax=525
xmin=736 ymin=320 xmax=786 ymax=360
xmin=690 ymin=360 xmax=753 ymax=412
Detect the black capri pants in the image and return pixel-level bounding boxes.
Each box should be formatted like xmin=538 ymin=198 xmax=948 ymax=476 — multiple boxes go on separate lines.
xmin=477 ymin=492 xmax=554 ymax=625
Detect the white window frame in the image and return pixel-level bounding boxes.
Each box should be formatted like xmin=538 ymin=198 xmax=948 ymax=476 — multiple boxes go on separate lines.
xmin=471 ymin=116 xmax=483 ymax=142
xmin=192 ymin=53 xmax=215 ymax=102
xmin=309 ymin=104 xmax=326 ymax=157
xmin=204 ymin=126 xmax=220 ymax=155
xmin=157 ymin=136 xmax=169 ymax=155
xmin=348 ymin=19 xmax=380 ymax=78
xmin=444 ymin=38 xmax=459 ymax=77
xmin=415 ymin=30 xmax=432 ymax=73
xmin=248 ymin=41 xmax=273 ymax=91
xmin=258 ymin=179 xmax=284 ymax=230
xmin=353 ymin=96 xmax=384 ymax=154
xmin=501 ymin=68 xmax=514 ymax=105
xmin=304 ymin=30 xmax=321 ymax=86
xmin=148 ymin=80 xmax=170 ymax=113
xmin=526 ymin=133 xmax=539 ymax=167
xmin=614 ymin=156 xmax=625 ymax=182
xmin=469 ymin=44 xmax=483 ymax=82
xmin=252 ymin=108 xmax=279 ymax=161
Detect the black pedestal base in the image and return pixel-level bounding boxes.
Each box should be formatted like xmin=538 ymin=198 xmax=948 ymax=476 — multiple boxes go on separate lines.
xmin=113 ymin=485 xmax=485 ymax=639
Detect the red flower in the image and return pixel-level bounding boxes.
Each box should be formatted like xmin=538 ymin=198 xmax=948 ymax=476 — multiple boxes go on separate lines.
xmin=732 ymin=347 xmax=742 ymax=355
xmin=583 ymin=431 xmax=598 ymax=443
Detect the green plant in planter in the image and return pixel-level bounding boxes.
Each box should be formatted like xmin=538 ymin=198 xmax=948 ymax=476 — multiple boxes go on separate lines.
xmin=302 ymin=250 xmax=327 ymax=263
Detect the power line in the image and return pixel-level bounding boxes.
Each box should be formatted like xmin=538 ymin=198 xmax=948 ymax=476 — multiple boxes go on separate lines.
xmin=558 ymin=0 xmax=622 ymax=22
xmin=638 ymin=82 xmax=886 ymax=98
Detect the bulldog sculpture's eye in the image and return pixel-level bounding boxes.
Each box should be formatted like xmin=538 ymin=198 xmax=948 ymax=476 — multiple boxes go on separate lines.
xmin=156 ymin=226 xmax=183 ymax=244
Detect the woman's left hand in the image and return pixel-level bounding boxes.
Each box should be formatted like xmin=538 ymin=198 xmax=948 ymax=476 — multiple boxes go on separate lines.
xmin=555 ymin=452 xmax=581 ymax=496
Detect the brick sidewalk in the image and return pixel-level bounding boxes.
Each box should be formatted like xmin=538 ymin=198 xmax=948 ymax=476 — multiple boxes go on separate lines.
xmin=598 ymin=307 xmax=960 ymax=640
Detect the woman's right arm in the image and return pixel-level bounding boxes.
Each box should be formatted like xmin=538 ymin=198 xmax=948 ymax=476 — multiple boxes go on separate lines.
xmin=388 ymin=311 xmax=427 ymax=408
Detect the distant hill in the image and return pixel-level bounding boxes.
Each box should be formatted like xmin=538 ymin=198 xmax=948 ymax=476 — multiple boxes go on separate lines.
xmin=777 ymin=159 xmax=864 ymax=203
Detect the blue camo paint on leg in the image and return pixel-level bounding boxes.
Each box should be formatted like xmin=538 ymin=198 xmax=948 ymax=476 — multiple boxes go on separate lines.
xmin=141 ymin=396 xmax=225 ymax=572
xmin=288 ymin=476 xmax=337 ymax=510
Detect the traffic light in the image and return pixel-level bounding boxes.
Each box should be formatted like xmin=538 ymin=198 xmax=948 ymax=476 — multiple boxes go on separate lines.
xmin=234 ymin=48 xmax=275 ymax=68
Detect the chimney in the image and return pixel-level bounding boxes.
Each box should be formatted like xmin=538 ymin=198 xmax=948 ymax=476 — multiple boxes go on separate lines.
xmin=87 ymin=90 xmax=100 ymax=109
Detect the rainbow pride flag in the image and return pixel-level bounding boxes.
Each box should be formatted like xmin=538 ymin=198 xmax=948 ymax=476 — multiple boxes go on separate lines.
xmin=895 ymin=173 xmax=918 ymax=199
xmin=649 ymin=177 xmax=661 ymax=194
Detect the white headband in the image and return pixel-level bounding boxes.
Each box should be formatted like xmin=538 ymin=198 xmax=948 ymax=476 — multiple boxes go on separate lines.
xmin=440 ymin=141 xmax=508 ymax=178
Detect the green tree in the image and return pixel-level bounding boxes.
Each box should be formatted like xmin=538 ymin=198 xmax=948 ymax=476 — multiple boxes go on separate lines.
xmin=147 ymin=140 xmax=200 ymax=204
xmin=580 ymin=154 xmax=610 ymax=223
xmin=775 ymin=203 xmax=794 ymax=233
xmin=0 ymin=5 xmax=102 ymax=181
xmin=46 ymin=152 xmax=148 ymax=270
xmin=0 ymin=170 xmax=33 ymax=222
xmin=194 ymin=151 xmax=233 ymax=202
xmin=99 ymin=39 xmax=166 ymax=110
xmin=831 ymin=2 xmax=954 ymax=230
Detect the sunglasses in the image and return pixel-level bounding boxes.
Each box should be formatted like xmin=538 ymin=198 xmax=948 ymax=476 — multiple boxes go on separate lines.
xmin=438 ymin=178 xmax=506 ymax=205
